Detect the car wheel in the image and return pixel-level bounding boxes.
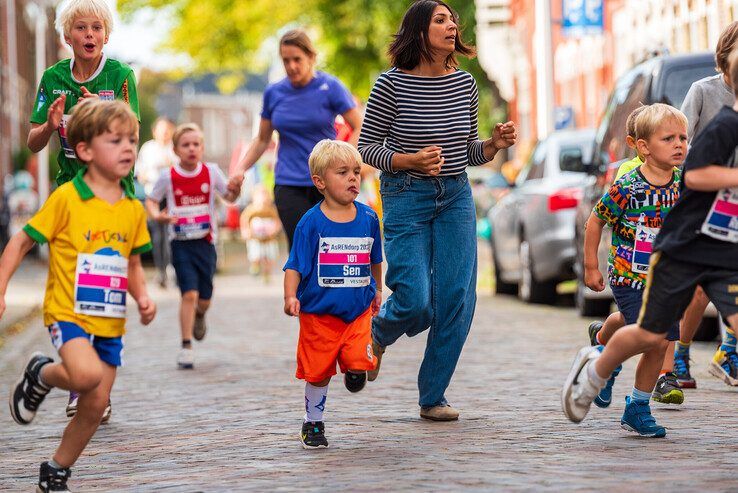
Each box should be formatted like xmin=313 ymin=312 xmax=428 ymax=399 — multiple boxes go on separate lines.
xmin=518 ymin=239 xmax=557 ymax=304
xmin=694 ymin=316 xmax=719 ymax=342
xmin=575 ymin=282 xmax=612 ymax=317
xmin=493 ymin=249 xmax=518 ymax=295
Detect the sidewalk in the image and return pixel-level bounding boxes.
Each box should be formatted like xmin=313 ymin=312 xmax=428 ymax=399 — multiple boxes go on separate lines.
xmin=0 ymin=257 xmax=47 ymax=347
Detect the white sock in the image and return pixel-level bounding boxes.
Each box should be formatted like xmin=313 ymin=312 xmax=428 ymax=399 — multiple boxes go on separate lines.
xmin=304 ymin=382 xmax=328 ymax=423
xmin=587 ymin=359 xmax=607 ymax=388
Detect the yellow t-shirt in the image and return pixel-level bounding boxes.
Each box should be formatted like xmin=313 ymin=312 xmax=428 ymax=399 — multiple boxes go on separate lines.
xmin=23 ymin=170 xmax=152 ymax=337
xmin=615 ymin=156 xmax=643 ymax=180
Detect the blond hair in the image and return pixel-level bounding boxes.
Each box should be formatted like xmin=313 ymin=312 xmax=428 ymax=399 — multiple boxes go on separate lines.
xmin=66 ymin=99 xmax=138 ymax=160
xmin=634 ymin=103 xmax=687 ymax=141
xmin=56 ymin=0 xmax=114 ymax=38
xmin=172 ymin=123 xmax=204 ymax=148
xmin=309 ymin=140 xmax=362 ymax=177
xmin=625 ymin=105 xmax=648 ymax=139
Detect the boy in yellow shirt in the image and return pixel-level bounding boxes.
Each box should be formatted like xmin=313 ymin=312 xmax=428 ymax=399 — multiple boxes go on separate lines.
xmin=3 ymin=100 xmax=155 ymax=492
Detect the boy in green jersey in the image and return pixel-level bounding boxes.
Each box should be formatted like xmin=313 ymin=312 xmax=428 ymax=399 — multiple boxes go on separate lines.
xmin=27 ymin=0 xmax=139 ymax=197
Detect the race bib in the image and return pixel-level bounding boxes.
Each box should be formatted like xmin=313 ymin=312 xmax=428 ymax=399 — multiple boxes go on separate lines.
xmin=173 ymin=204 xmax=211 ymax=240
xmin=701 ymin=188 xmax=738 ymax=243
xmin=58 ymin=114 xmax=75 ymax=159
xmin=317 ymin=237 xmax=373 ymax=288
xmin=632 ymin=223 xmax=659 ymax=274
xmin=74 ymin=253 xmax=128 ymax=318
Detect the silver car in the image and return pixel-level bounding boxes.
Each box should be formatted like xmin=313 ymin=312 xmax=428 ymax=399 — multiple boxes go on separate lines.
xmin=490 ymin=129 xmax=595 ymax=304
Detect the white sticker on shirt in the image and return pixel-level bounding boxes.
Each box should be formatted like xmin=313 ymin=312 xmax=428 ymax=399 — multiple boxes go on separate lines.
xmin=317 ymin=237 xmax=373 ymax=288
xmin=632 ymin=223 xmax=659 ymax=274
xmin=701 ymin=187 xmax=738 ymax=243
xmin=59 ymin=114 xmax=75 ymax=159
xmin=74 ymin=253 xmax=128 ymax=318
xmin=172 ymin=204 xmax=211 ymax=240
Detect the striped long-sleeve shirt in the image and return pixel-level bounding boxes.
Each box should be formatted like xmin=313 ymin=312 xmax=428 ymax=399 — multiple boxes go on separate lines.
xmin=358 ymin=68 xmax=488 ymax=177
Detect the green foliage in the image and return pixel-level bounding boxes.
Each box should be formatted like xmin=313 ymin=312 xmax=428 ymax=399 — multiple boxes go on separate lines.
xmin=118 ymin=0 xmax=507 ymax=133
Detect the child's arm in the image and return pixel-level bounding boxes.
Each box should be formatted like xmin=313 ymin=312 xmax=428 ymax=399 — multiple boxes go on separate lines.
xmin=144 ymin=198 xmax=175 ymax=224
xmin=684 ymin=166 xmax=738 ymax=192
xmin=127 ymin=254 xmax=156 ymax=325
xmin=284 ymin=269 xmax=301 ymax=316
xmin=583 ymin=213 xmax=606 ymax=292
xmin=371 ymin=263 xmax=383 ymax=315
xmin=27 ymin=94 xmax=65 ymax=153
xmin=0 ymin=231 xmax=36 ymax=319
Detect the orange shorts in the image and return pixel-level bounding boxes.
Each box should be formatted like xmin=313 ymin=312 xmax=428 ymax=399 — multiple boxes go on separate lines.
xmin=296 ymin=308 xmax=377 ymax=382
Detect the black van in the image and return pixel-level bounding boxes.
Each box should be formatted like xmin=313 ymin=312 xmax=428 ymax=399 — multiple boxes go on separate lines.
xmin=573 ymin=52 xmax=720 ymax=339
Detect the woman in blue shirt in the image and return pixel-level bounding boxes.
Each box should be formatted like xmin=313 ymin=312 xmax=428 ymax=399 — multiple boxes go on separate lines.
xmin=229 ymin=29 xmax=362 ymax=247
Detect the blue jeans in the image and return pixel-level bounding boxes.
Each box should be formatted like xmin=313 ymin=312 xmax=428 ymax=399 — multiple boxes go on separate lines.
xmin=373 ymin=171 xmax=477 ymax=408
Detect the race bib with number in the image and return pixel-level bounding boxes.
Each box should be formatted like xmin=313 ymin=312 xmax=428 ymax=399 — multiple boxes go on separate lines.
xmin=173 ymin=204 xmax=211 ymax=240
xmin=74 ymin=253 xmax=128 ymax=318
xmin=701 ymin=188 xmax=738 ymax=243
xmin=317 ymin=237 xmax=373 ymax=288
xmin=632 ymin=223 xmax=659 ymax=274
xmin=58 ymin=114 xmax=75 ymax=159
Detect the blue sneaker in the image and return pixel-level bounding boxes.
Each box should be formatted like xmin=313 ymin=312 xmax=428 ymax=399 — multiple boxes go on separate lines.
xmin=673 ymin=351 xmax=696 ymax=388
xmin=620 ymin=396 xmax=666 ymax=438
xmin=593 ymin=345 xmax=621 ymax=408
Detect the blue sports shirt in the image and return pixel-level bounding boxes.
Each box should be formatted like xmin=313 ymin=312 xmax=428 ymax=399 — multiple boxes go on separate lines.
xmin=261 ymin=71 xmax=355 ymax=187
xmin=284 ymin=201 xmax=383 ymax=323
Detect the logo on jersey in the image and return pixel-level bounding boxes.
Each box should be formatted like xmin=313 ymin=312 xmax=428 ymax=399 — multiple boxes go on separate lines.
xmin=36 ymin=90 xmax=47 ymax=112
xmin=366 ymin=343 xmax=373 ymax=361
xmin=53 ymin=89 xmax=73 ymax=96
xmin=98 ymin=90 xmax=115 ymax=101
xmin=319 ymin=83 xmax=329 ymax=91
xmin=121 ymin=79 xmax=129 ymax=103
xmin=200 ymin=183 xmax=210 ymax=194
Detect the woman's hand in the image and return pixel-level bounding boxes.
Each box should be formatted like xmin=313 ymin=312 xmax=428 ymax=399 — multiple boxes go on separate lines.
xmin=412 ymin=145 xmax=444 ymax=175
xmin=489 ymin=122 xmax=516 ymax=150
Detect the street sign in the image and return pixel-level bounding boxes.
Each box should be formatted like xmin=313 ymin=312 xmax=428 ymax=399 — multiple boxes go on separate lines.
xmin=562 ymin=0 xmax=603 ymax=36
xmin=555 ymin=105 xmax=574 ymax=130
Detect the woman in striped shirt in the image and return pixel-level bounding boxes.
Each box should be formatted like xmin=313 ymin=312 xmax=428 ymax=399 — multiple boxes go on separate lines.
xmin=358 ymin=0 xmax=516 ymax=421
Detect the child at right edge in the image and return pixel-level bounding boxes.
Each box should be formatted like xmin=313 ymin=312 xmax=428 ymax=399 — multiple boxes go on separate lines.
xmin=283 ymin=140 xmax=382 ymax=449
xmin=563 ymin=50 xmax=738 ymax=435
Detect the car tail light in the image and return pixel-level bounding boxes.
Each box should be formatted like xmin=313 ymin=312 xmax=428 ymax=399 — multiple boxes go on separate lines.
xmin=548 ymin=188 xmax=581 ymax=212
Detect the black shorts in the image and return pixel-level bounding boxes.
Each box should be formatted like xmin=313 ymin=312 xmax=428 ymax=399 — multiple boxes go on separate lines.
xmin=638 ymin=251 xmax=738 ymax=334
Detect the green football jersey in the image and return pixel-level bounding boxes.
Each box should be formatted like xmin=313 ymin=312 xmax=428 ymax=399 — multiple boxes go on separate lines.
xmin=30 ymin=54 xmax=140 ymax=196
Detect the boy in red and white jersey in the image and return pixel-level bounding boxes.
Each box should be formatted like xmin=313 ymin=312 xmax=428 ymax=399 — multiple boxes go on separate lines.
xmin=146 ymin=123 xmax=239 ymax=368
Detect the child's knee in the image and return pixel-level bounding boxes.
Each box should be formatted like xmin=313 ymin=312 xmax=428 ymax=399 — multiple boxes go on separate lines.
xmin=182 ymin=290 xmax=199 ymax=303
xmin=638 ymin=327 xmax=667 ymax=349
xmin=68 ymin=365 xmax=103 ymax=393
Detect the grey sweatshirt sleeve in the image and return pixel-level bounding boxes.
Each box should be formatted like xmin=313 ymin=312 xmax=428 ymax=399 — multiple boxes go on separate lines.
xmin=680 ymin=83 xmax=704 ymax=142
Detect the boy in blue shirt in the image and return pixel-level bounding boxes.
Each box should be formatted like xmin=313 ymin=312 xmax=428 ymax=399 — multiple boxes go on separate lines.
xmin=284 ymin=140 xmax=382 ymax=449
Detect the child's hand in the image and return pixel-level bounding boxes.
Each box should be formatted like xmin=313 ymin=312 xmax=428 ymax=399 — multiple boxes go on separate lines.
xmin=47 ymin=94 xmax=66 ymax=130
xmin=137 ymin=295 xmax=156 ymax=325
xmin=284 ymin=296 xmax=300 ymax=316
xmin=79 ymin=86 xmax=99 ymax=100
xmin=584 ymin=267 xmax=605 ymax=292
xmin=227 ymin=175 xmax=244 ymax=196
xmin=158 ymin=211 xmax=177 ymax=225
xmin=372 ymin=290 xmax=382 ymax=316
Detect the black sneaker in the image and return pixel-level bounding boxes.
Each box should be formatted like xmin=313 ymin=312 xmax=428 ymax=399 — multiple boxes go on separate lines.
xmin=652 ymin=373 xmax=684 ymax=405
xmin=37 ymin=461 xmax=71 ymax=492
xmin=9 ymin=352 xmax=53 ymax=425
xmin=193 ymin=312 xmax=207 ymax=341
xmin=344 ymin=371 xmax=367 ymax=393
xmin=588 ymin=321 xmax=603 ymax=346
xmin=300 ymin=421 xmax=328 ymax=449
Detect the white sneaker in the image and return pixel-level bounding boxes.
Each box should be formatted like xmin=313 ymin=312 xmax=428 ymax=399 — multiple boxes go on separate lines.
xmin=562 ymin=346 xmax=603 ymax=423
xmin=177 ymin=348 xmax=194 ymax=369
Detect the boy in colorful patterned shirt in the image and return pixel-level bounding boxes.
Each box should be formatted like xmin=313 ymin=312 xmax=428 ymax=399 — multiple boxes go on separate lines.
xmin=580 ymin=103 xmax=687 ymax=437
xmin=283 ymin=140 xmax=382 ymax=449
xmin=28 ymin=0 xmax=140 ymax=197
xmin=4 ymin=100 xmax=155 ymax=492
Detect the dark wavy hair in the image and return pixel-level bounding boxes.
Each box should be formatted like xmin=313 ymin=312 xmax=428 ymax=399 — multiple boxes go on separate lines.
xmin=388 ymin=0 xmax=475 ymax=71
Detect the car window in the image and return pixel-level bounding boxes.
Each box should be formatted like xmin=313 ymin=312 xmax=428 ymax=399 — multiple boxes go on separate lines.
xmin=559 ymin=145 xmax=585 ymax=172
xmin=525 ymin=143 xmax=547 ymax=181
xmin=661 ymin=64 xmax=719 ymax=108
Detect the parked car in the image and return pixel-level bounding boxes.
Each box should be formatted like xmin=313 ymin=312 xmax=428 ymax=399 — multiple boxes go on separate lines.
xmin=489 ymin=128 xmax=595 ymax=304
xmin=573 ymin=51 xmax=720 ymax=340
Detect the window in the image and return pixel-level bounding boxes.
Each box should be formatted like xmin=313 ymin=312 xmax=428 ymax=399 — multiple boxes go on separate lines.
xmin=559 ymin=146 xmax=585 ymax=172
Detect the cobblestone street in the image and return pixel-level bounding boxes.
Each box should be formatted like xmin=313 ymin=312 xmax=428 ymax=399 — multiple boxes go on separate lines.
xmin=2 ymin=259 xmax=738 ymax=491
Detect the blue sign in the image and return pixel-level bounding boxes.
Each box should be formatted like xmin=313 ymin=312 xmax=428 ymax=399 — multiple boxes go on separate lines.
xmin=562 ymin=0 xmax=603 ymax=36
xmin=555 ymin=106 xmax=574 ymax=130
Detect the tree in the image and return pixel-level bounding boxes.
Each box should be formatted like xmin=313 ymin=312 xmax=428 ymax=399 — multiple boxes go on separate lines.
xmin=119 ymin=0 xmax=505 ymax=133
